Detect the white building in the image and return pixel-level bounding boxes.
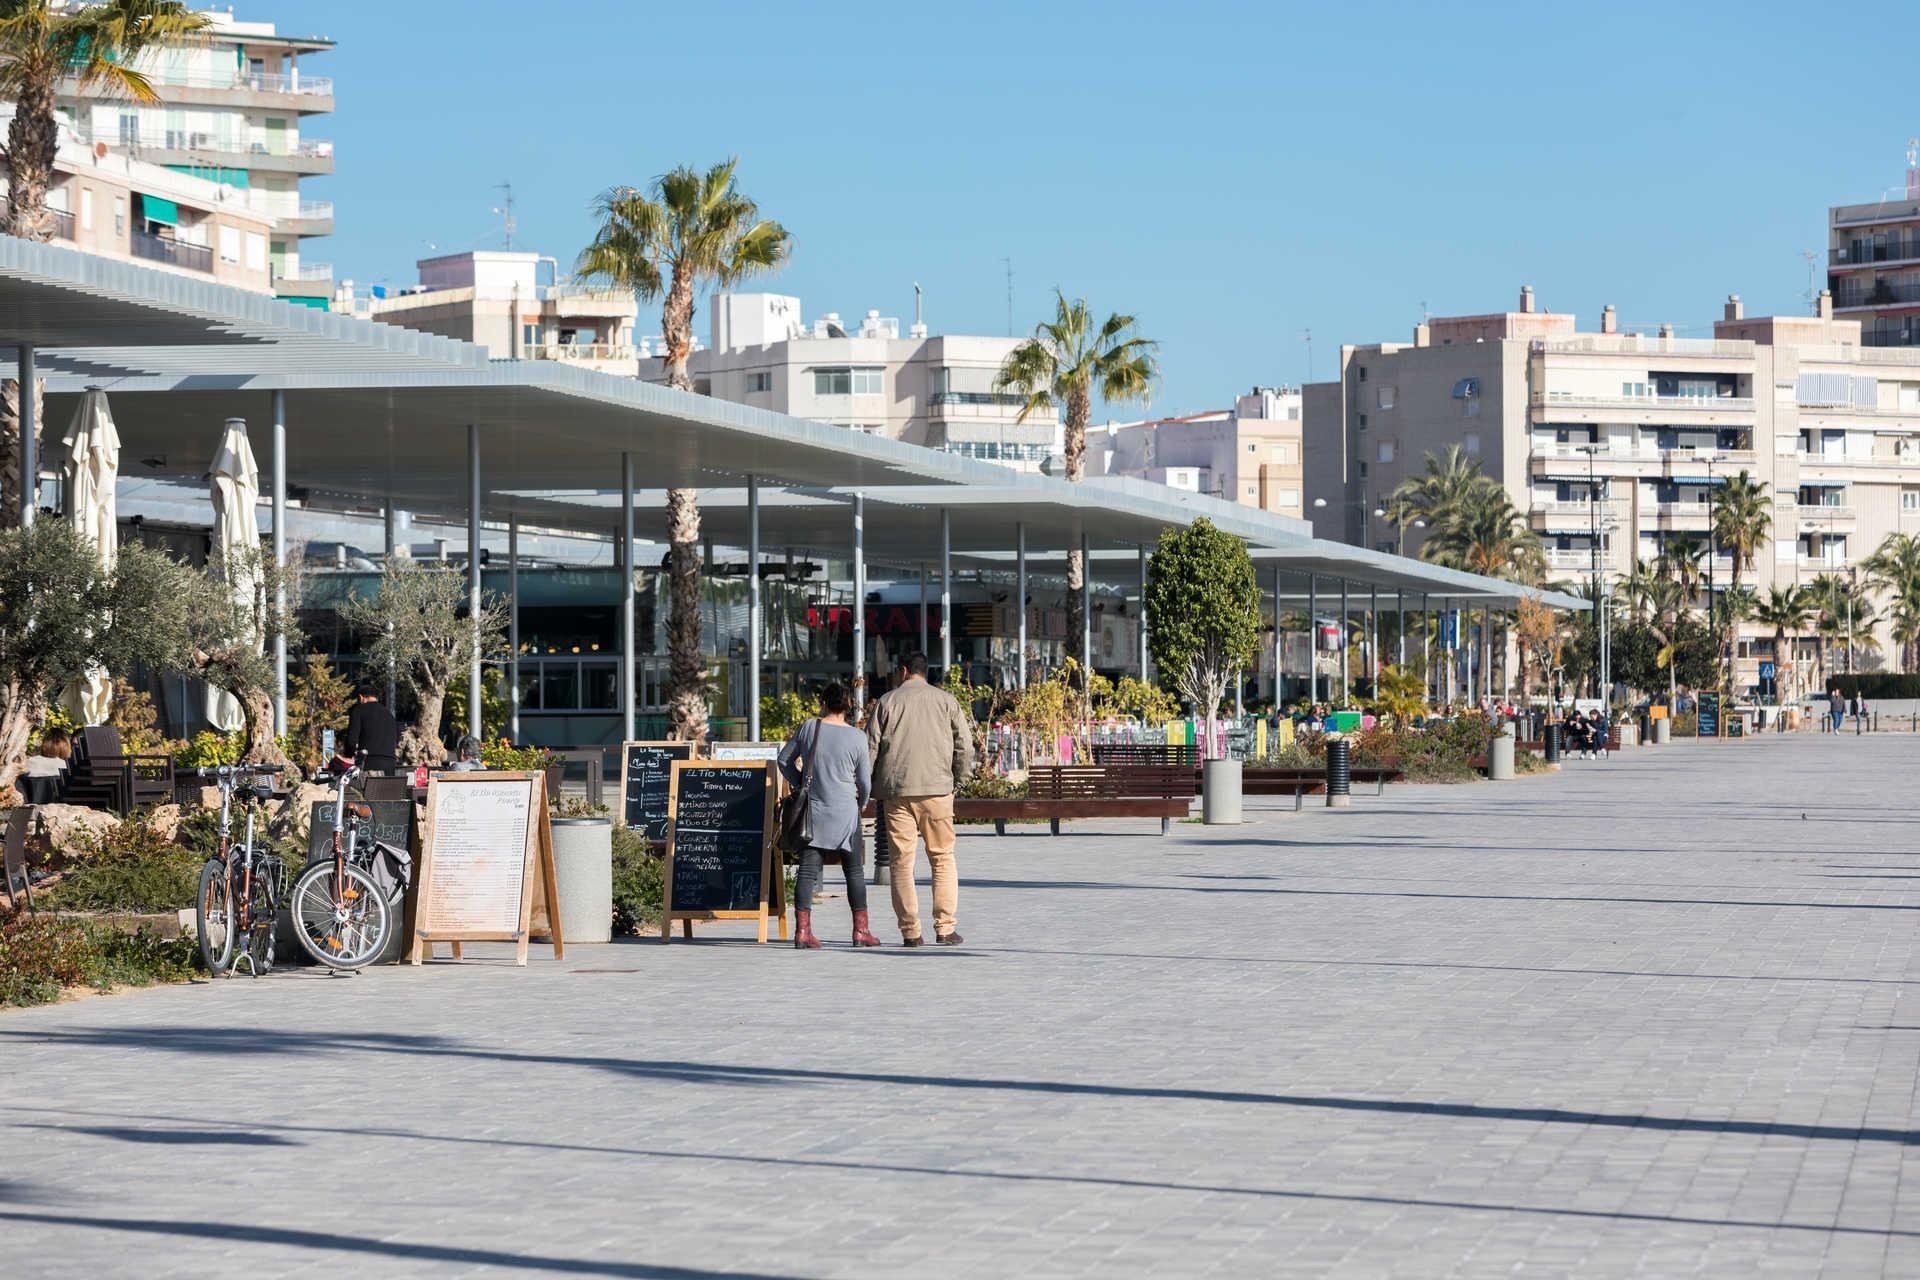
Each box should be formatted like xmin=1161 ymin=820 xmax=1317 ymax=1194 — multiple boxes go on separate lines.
xmin=1087 ymin=388 xmax=1305 ymax=517
xmin=658 ymin=292 xmax=1061 ymax=471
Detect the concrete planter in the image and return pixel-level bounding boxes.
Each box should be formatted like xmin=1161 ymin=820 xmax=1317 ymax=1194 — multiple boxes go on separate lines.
xmin=1653 ymin=718 xmax=1671 ymax=745
xmin=1201 ymin=758 xmax=1243 ymax=825
xmin=1489 ymin=724 xmax=1516 ymax=780
xmin=549 ymin=817 xmax=613 ymax=943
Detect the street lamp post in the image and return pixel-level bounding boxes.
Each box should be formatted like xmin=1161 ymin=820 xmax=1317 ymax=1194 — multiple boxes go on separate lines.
xmin=1313 ymin=496 xmax=1387 ymax=549
xmin=1576 ymin=445 xmax=1605 ymax=699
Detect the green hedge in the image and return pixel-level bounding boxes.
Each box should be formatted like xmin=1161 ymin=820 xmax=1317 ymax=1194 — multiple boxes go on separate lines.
xmin=1828 ymin=674 xmax=1920 ymax=699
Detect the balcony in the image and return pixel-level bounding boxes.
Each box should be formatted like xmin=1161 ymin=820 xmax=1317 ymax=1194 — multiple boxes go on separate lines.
xmin=1536 ymin=334 xmax=1752 ymax=358
xmin=1545 ymin=548 xmax=1611 ymax=571
xmin=68 ymin=68 xmax=334 ymax=108
xmin=526 ymin=342 xmax=637 ymax=368
xmin=86 ymin=128 xmax=335 ymax=174
xmin=1662 ymin=447 xmax=1758 ymax=472
xmin=1791 ymin=504 xmax=1856 ymax=527
xmin=1832 ymin=279 xmax=1920 ymax=310
xmin=1795 ymin=553 xmax=1853 ymax=571
xmin=1534 ymin=390 xmax=1754 ymax=417
xmin=130 ymin=230 xmax=211 ymax=273
xmin=930 ymin=390 xmax=1051 ymax=424
xmin=1831 ymin=237 xmax=1920 ymax=272
xmin=1648 ymin=502 xmax=1712 ymax=529
xmin=279 ymin=261 xmax=333 ymax=282
xmin=279 ymin=201 xmax=334 ymax=236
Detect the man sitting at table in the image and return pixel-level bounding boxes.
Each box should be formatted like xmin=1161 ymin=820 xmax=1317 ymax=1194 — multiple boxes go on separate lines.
xmin=342 ymin=683 xmax=401 ymax=775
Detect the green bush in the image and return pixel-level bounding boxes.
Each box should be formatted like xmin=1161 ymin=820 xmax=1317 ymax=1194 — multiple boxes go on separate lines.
xmin=611 ymin=824 xmax=664 ymax=936
xmin=172 ymin=730 xmax=241 ymax=769
xmin=480 ymin=740 xmax=559 ymax=771
xmin=1829 ymin=673 xmax=1920 ymax=699
xmin=37 ymin=811 xmax=204 ymax=913
xmin=0 ymin=911 xmax=201 ymax=1008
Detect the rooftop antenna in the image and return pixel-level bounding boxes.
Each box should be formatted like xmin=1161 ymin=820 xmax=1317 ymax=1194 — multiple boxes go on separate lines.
xmin=911 ymin=281 xmax=926 ymax=338
xmin=492 ymin=181 xmax=517 ymax=251
xmin=1002 ymin=258 xmax=1013 ymax=336
xmin=1303 ymin=328 xmax=1314 ymax=384
xmin=1799 ymin=249 xmax=1819 ymax=315
xmin=1907 ymin=138 xmax=1920 ymax=200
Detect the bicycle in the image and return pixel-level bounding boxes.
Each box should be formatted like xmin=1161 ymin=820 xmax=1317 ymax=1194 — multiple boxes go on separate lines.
xmin=288 ymin=757 xmax=405 ymax=970
xmin=192 ymin=763 xmax=287 ymax=978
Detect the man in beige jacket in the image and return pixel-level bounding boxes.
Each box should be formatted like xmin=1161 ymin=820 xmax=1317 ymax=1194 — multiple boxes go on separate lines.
xmin=866 ymin=652 xmax=976 ymax=945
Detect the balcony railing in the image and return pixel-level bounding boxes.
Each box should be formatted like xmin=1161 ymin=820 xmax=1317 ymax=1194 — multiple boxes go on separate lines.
xmin=1532 ymin=443 xmax=1662 ymax=461
xmin=277 ymin=261 xmax=333 ymax=282
xmin=296 ymin=201 xmax=333 ymax=220
xmin=1863 ymin=329 xmax=1920 ymax=347
xmin=130 ymin=230 xmax=212 ymax=273
xmin=1530 ymin=499 xmax=1618 ymax=517
xmin=1545 ymin=548 xmax=1610 ymax=570
xmin=1535 ymin=334 xmax=1752 ymax=357
xmin=1793 ymin=504 xmax=1856 ymax=522
xmin=527 ymin=343 xmax=636 ymax=363
xmin=79 ymin=68 xmax=333 ymax=95
xmin=1534 ymin=391 xmax=1754 ymax=412
xmin=1832 ymin=237 xmax=1920 ymax=267
xmin=1833 ymin=279 xmax=1920 ymax=308
xmin=931 ymin=391 xmax=1027 ymax=407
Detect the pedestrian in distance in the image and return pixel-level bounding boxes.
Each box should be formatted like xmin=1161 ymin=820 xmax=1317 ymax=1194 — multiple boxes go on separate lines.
xmin=1828 ymin=687 xmax=1845 ymax=733
xmin=342 ymin=682 xmax=401 ymax=774
xmin=1851 ymin=692 xmax=1867 ymax=735
xmin=777 ymin=683 xmax=880 ymax=950
xmin=866 ymin=651 xmax=976 ymax=947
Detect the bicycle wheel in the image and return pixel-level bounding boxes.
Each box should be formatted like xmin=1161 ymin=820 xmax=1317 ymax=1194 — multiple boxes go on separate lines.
xmin=194 ymin=858 xmax=235 ymax=976
xmin=242 ymin=856 xmax=279 ymax=976
xmin=288 ymin=861 xmax=391 ymax=971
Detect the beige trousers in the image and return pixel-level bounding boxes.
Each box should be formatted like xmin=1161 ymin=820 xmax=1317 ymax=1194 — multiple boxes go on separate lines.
xmin=882 ymin=793 xmax=957 ymax=940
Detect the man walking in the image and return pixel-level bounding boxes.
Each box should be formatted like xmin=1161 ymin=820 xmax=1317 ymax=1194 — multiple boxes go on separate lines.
xmin=867 ymin=652 xmax=975 ymax=946
xmin=342 ymin=683 xmax=401 ymax=774
xmin=1827 ymin=687 xmax=1845 ymax=734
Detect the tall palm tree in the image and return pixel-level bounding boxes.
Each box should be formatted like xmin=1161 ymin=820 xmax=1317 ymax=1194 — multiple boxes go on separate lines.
xmin=1657 ymin=535 xmax=1705 ymax=603
xmin=577 ymin=159 xmax=791 ymax=741
xmin=1807 ymin=572 xmax=1876 ymax=683
xmin=1 ymin=1 xmax=210 ymax=240
xmin=1389 ymin=444 xmax=1493 ymax=536
xmin=996 ymin=291 xmax=1157 ymax=671
xmin=1751 ymin=584 xmax=1812 ymax=702
xmin=1710 ymin=470 xmax=1770 ymax=692
xmin=1420 ymin=484 xmax=1542 ymax=582
xmin=1864 ymin=531 xmax=1920 ymax=672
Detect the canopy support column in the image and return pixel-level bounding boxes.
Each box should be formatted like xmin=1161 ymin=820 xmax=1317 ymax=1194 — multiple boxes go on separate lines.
xmin=508 ymin=513 xmax=521 ymax=742
xmin=1369 ymin=583 xmax=1379 ymax=693
xmin=939 ymin=507 xmax=952 ymax=673
xmin=1307 ymin=574 xmax=1318 ymax=702
xmin=1339 ymin=577 xmax=1350 ymax=704
xmin=1396 ymin=589 xmax=1406 ymax=668
xmin=466 ymin=423 xmax=482 ymax=742
xmin=384 ymin=503 xmax=399 ymax=712
xmin=1272 ymin=567 xmax=1284 ymax=705
xmin=621 ymin=452 xmax=635 ymax=743
xmin=853 ymin=492 xmax=867 ymax=714
xmin=1138 ymin=544 xmax=1150 ymax=680
xmin=747 ymin=475 xmax=761 ymax=742
xmin=271 ymin=390 xmax=287 ymax=737
xmin=1080 ymin=532 xmax=1091 ymax=677
xmin=16 ymin=344 xmax=34 ymax=528
xmin=918 ymin=566 xmax=929 ymax=656
xmin=1016 ymin=522 xmax=1028 ymax=688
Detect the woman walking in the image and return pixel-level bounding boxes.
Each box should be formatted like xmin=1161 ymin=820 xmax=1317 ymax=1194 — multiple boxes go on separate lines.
xmin=777 ymin=683 xmax=880 ymax=949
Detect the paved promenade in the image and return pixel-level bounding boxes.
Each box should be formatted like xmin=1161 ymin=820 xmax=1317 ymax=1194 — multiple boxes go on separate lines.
xmin=4 ymin=733 xmax=1919 ymax=1277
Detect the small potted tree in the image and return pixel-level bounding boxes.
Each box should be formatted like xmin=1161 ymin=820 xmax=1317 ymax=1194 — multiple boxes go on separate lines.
xmin=1146 ymin=519 xmax=1259 ymax=824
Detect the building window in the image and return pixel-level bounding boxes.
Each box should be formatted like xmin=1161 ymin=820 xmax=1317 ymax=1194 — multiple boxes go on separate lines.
xmin=1247 ymin=443 xmax=1258 ymax=454
xmin=1272 ymin=443 xmax=1292 ymax=462
xmin=218 ymin=225 xmax=240 ymax=264
xmin=113 ymin=196 xmax=125 ymax=236
xmin=1359 ymin=461 xmax=1369 ymax=478
xmin=851 ymin=367 xmax=883 ymax=395
xmin=1357 ymin=366 xmax=1368 ymax=381
xmin=1277 ymin=489 xmax=1300 ymax=508
xmin=1244 ymin=485 xmax=1256 ymax=497
xmin=521 ymin=323 xmax=541 ymax=350
xmin=813 ymin=367 xmax=851 ymax=395
xmin=79 ymin=188 xmax=93 ymax=231
xmin=1904 ymin=488 xmax=1920 ymax=512
xmin=244 ymin=231 xmax=265 ymax=270
xmin=1358 ymin=414 xmax=1368 ymax=430
xmin=1377 ymin=386 xmax=1395 ymax=410
xmin=1463 ymin=432 xmax=1481 ymax=456
xmin=744 ymin=371 xmax=771 ymax=393
xmin=1378 ymin=441 xmax=1394 ymax=463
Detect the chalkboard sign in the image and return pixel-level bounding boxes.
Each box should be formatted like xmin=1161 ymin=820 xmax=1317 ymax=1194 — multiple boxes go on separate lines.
xmin=409 ymin=771 xmax=562 ymax=966
xmin=708 ymin=741 xmax=781 ymax=762
xmin=306 ymin=799 xmax=414 ymax=870
xmin=619 ymin=740 xmax=694 ymax=841
xmin=662 ymin=760 xmax=777 ymax=943
xmin=1726 ymin=713 xmax=1745 ymax=739
xmin=1698 ymin=692 xmax=1721 ymax=738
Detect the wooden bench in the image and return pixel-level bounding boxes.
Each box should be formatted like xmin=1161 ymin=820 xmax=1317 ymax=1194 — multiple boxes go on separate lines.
xmin=1029 ymin=765 xmax=1196 ymax=835
xmin=1239 ymin=766 xmax=1405 ymax=808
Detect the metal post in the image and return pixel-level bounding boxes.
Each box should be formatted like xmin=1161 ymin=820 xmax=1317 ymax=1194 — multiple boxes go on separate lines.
xmin=939 ymin=507 xmax=952 ymax=673
xmin=1307 ymin=574 xmax=1319 ymax=702
xmin=271 ymin=390 xmax=287 ymax=736
xmin=1396 ymin=589 xmax=1406 ymax=667
xmin=853 ymin=492 xmax=867 ymax=713
xmin=621 ymin=452 xmax=635 ymax=742
xmin=16 ymin=345 xmax=34 ymax=527
xmin=1421 ymin=593 xmax=1431 ymax=700
xmin=1368 ymin=584 xmax=1379 ymax=691
xmin=918 ymin=566 xmax=929 ymax=655
xmin=1138 ymin=543 xmax=1149 ymax=680
xmin=1080 ymin=531 xmax=1092 ymax=676
xmin=467 ymin=423 xmax=482 ymax=742
xmin=1482 ymin=604 xmax=1492 ymax=707
xmin=384 ymin=503 xmax=399 ymax=712
xmin=1016 ymin=522 xmax=1028 ymax=688
xmin=508 ymin=513 xmax=521 ymax=742
xmin=747 ymin=475 xmax=761 ymax=742
xmin=1339 ymin=577 xmax=1350 ymax=703
xmin=1272 ymin=566 xmax=1284 ymax=705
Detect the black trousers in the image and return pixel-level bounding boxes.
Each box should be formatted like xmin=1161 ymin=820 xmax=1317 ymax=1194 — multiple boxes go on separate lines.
xmin=795 ymin=838 xmax=868 ymax=913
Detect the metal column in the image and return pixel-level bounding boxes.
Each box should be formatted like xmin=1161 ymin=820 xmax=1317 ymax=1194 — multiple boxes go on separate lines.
xmin=1482 ymin=604 xmax=1493 ymax=706
xmin=1339 ymin=577 xmax=1350 ymax=703
xmin=747 ymin=475 xmax=761 ymax=742
xmin=1138 ymin=544 xmax=1149 ymax=680
xmin=15 ymin=345 xmax=34 ymax=527
xmin=466 ymin=423 xmax=482 ymax=741
xmin=1307 ymin=574 xmax=1318 ymax=702
xmin=384 ymin=503 xmax=399 ymax=712
xmin=271 ymin=390 xmax=287 ymax=736
xmin=853 ymin=492 xmax=867 ymax=713
xmin=1396 ymin=589 xmax=1406 ymax=667
xmin=508 ymin=514 xmax=521 ymax=742
xmin=1080 ymin=532 xmax=1091 ymax=675
xmin=620 ymin=453 xmax=635 ymax=742
xmin=918 ymin=566 xmax=929 ymax=656
xmin=939 ymin=507 xmax=952 ymax=674
xmin=1421 ymin=593 xmax=1431 ymax=700
xmin=1016 ymin=522 xmax=1028 ymax=688
xmin=1368 ymin=584 xmax=1378 ymax=690
xmin=1272 ymin=566 xmax=1284 ymax=705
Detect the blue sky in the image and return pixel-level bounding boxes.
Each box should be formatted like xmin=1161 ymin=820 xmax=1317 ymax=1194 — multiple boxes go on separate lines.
xmin=256 ymin=0 xmax=1918 ymax=416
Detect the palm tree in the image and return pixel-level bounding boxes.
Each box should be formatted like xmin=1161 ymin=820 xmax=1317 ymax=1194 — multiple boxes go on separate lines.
xmin=1657 ymin=535 xmax=1705 ymax=603
xmin=1420 ymin=484 xmax=1542 ymax=581
xmin=1807 ymin=572 xmax=1876 ymax=682
xmin=1864 ymin=531 xmax=1920 ymax=671
xmin=1710 ymin=471 xmax=1770 ymax=692
xmin=577 ymin=159 xmax=791 ymax=741
xmin=1 ymin=1 xmax=210 ymax=240
xmin=1751 ymin=584 xmax=1812 ymax=702
xmin=1389 ymin=444 xmax=1494 ymax=535
xmin=995 ymin=291 xmax=1157 ymax=670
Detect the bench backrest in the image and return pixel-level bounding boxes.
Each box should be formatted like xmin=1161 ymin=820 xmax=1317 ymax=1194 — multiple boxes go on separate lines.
xmin=1029 ymin=765 xmax=1192 ymax=800
xmin=1090 ymin=743 xmax=1198 ymax=767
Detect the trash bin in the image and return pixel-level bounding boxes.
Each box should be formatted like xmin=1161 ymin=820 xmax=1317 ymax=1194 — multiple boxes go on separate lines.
xmin=1325 ymin=737 xmax=1352 ymax=808
xmin=1203 ymin=758 xmax=1243 ymax=825
xmin=1653 ymin=717 xmax=1671 ymax=744
xmin=1489 ymin=724 xmax=1516 ymax=780
xmin=548 ymin=817 xmax=613 ymax=943
xmin=1543 ymin=722 xmax=1562 ymax=765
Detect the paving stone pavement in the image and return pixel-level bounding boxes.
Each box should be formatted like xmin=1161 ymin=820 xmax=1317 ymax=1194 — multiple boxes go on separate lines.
xmin=3 ymin=733 xmax=1919 ymax=1278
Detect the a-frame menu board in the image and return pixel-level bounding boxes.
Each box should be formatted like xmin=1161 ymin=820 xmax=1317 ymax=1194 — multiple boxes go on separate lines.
xmin=410 ymin=770 xmax=563 ymax=966
xmin=661 ymin=759 xmax=777 ymax=942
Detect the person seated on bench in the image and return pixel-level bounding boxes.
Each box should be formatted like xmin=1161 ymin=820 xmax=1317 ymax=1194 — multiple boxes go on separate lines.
xmin=778 ymin=683 xmax=879 ymax=950
xmin=20 ymin=727 xmax=71 ymax=805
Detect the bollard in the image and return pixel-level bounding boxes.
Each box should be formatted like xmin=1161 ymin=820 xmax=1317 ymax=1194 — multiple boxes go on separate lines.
xmin=1489 ymin=724 xmax=1516 ymax=780
xmin=1325 ymin=737 xmax=1352 ymax=808
xmin=1543 ymin=722 xmax=1562 ymax=765
xmin=868 ymin=811 xmax=891 ymax=887
xmin=1653 ymin=717 xmax=1670 ymax=744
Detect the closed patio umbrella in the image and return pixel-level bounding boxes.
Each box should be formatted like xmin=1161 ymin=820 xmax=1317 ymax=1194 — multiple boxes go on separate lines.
xmin=206 ymin=417 xmax=261 ymax=732
xmin=60 ymin=389 xmax=119 ymax=725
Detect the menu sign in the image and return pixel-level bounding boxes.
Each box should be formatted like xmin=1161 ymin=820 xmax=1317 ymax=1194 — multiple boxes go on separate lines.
xmin=708 ymin=741 xmax=781 ymax=762
xmin=409 ymin=771 xmax=563 ymax=966
xmin=306 ymin=799 xmax=413 ymax=870
xmin=662 ymin=760 xmax=777 ymax=943
xmin=620 ymin=740 xmax=694 ymax=841
xmin=1698 ymin=692 xmax=1721 ymax=739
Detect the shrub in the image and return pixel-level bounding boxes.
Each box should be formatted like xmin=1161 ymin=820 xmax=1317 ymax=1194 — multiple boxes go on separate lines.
xmin=37 ymin=811 xmax=203 ymax=913
xmin=0 ymin=911 xmax=92 ymax=1006
xmin=84 ymin=925 xmax=198 ymax=990
xmin=758 ymin=690 xmax=810 ymax=742
xmin=172 ymin=730 xmax=241 ymax=769
xmin=481 ymin=739 xmax=559 ymax=771
xmin=611 ymin=824 xmax=664 ymax=936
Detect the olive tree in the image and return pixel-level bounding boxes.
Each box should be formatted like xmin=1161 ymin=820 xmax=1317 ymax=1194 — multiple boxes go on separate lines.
xmin=340 ymin=558 xmax=507 ymax=765
xmin=1145 ymin=518 xmax=1260 ymax=760
xmin=187 ymin=547 xmax=298 ymax=768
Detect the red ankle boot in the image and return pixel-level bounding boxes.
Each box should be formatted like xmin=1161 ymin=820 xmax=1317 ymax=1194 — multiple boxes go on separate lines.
xmin=793 ymin=910 xmax=821 ymax=949
xmin=850 ymin=909 xmax=881 ymax=948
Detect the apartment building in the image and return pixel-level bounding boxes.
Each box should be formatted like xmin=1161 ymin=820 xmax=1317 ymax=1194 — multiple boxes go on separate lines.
xmin=1828 ymin=163 xmax=1920 ymax=348
xmin=42 ymin=4 xmax=335 ymax=306
xmin=0 ymin=109 xmax=276 ymax=293
xmin=656 ymin=292 xmax=1061 ymax=471
xmin=1088 ymin=387 xmax=1305 ymax=517
xmin=1305 ymin=286 xmax=1920 ymax=694
xmin=363 ymin=251 xmax=638 ymax=377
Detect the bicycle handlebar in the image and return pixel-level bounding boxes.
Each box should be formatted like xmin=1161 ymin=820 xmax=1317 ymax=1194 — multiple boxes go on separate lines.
xmin=193 ymin=764 xmax=287 ymax=779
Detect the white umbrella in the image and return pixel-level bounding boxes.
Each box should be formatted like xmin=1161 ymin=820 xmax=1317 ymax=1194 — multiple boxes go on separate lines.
xmin=59 ymin=389 xmax=119 ymax=725
xmin=206 ymin=417 xmax=261 ymax=732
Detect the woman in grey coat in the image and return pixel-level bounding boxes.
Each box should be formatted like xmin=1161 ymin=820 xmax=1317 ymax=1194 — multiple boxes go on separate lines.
xmin=777 ymin=683 xmax=880 ymax=949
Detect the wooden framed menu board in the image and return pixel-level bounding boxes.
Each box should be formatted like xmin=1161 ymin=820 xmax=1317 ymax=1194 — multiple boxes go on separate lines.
xmin=409 ymin=770 xmax=563 ymax=966
xmin=661 ymin=759 xmax=777 ymax=943
xmin=619 ymin=740 xmax=695 ymax=842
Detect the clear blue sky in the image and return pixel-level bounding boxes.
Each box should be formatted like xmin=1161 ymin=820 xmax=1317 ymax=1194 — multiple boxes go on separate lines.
xmin=254 ymin=0 xmax=1917 ymax=416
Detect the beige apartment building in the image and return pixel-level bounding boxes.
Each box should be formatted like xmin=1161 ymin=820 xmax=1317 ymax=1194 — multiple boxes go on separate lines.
xmin=0 ymin=110 xmax=277 ymax=293
xmin=1828 ymin=166 xmax=1920 ymax=349
xmin=37 ymin=5 xmax=335 ymax=306
xmin=654 ymin=292 xmax=1061 ymax=471
xmin=364 ymin=251 xmax=638 ymax=377
xmin=1305 ymin=286 xmax=1920 ymax=697
xmin=1088 ymin=387 xmax=1305 ymax=518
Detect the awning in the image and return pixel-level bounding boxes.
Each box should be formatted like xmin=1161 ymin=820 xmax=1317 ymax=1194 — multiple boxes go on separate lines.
xmin=137 ymin=195 xmax=179 ymax=226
